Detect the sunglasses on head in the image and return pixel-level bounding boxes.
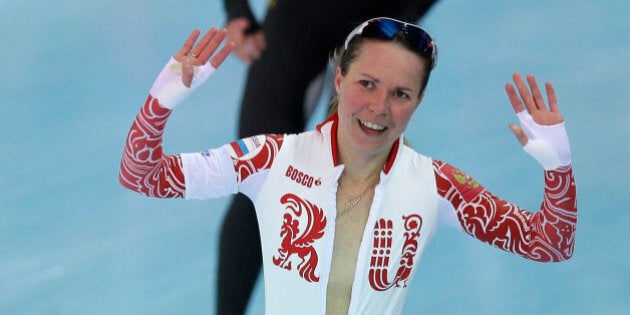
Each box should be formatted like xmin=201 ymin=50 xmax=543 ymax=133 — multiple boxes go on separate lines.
xmin=344 ymin=17 xmax=438 ymax=70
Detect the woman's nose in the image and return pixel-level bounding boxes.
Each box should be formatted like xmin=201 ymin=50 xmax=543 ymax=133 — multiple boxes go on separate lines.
xmin=367 ymin=90 xmax=389 ymax=115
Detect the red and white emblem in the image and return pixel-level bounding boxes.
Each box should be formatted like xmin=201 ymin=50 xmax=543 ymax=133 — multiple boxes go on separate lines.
xmin=273 ymin=193 xmax=327 ymax=282
xmin=369 ymin=214 xmax=423 ymax=291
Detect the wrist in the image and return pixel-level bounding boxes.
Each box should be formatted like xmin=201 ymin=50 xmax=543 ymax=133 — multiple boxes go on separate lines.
xmin=149 ymin=57 xmax=216 ymax=110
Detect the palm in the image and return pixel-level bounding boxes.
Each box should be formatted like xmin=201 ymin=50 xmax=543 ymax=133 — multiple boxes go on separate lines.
xmin=504 ymin=72 xmax=564 ymax=145
xmin=506 ymin=72 xmax=563 ymax=126
xmin=173 ymin=28 xmax=234 ymax=87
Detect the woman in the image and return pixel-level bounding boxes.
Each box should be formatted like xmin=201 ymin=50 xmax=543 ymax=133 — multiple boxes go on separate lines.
xmin=119 ymin=18 xmax=577 ymax=314
xmin=221 ymin=2 xmax=439 ymax=312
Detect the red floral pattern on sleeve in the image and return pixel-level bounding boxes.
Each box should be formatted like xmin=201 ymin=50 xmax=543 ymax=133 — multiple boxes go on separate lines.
xmin=434 ymin=160 xmax=577 ymax=262
xmin=119 ymin=95 xmax=185 ymax=198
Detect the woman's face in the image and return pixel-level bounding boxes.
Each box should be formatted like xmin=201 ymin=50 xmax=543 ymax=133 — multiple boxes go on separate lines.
xmin=335 ymin=40 xmax=425 ymax=158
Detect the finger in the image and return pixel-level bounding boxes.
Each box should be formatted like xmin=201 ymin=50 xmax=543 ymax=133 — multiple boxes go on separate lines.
xmin=244 ymin=39 xmax=261 ymax=61
xmin=253 ymin=33 xmax=267 ymax=52
xmin=224 ymin=20 xmax=247 ymax=51
xmin=545 ymin=82 xmax=560 ymax=113
xmin=181 ymin=56 xmax=194 ymax=87
xmin=505 ymin=83 xmax=525 ymax=113
xmin=175 ymin=29 xmax=201 ymax=62
xmin=226 ymin=31 xmax=252 ymax=63
xmin=226 ymin=18 xmax=250 ymax=38
xmin=190 ymin=27 xmax=219 ymax=65
xmin=210 ymin=41 xmax=235 ymax=68
xmin=198 ymin=28 xmax=228 ymax=64
xmin=509 ymin=124 xmax=528 ymax=146
xmin=526 ymin=74 xmax=546 ymax=111
xmin=248 ymin=33 xmax=266 ymax=61
xmin=512 ymin=72 xmax=537 ymax=114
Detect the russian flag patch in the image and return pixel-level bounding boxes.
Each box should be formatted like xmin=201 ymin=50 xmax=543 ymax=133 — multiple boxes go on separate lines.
xmin=228 ymin=135 xmax=266 ymax=159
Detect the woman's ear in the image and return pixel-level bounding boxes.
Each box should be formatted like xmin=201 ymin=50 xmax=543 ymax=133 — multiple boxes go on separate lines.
xmin=334 ymin=66 xmax=342 ymax=95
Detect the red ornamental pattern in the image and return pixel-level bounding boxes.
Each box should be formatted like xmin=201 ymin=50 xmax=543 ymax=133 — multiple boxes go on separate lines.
xmin=119 ymin=96 xmax=185 ymax=198
xmin=369 ymin=214 xmax=423 ymax=291
xmin=119 ymin=95 xmax=577 ymax=293
xmin=433 ymin=160 xmax=577 ymax=262
xmin=273 ymin=193 xmax=327 ymax=282
xmin=231 ymin=134 xmax=284 ymax=183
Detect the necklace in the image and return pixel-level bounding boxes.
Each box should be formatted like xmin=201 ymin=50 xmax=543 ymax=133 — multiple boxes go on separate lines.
xmin=337 ymin=183 xmax=375 ymax=219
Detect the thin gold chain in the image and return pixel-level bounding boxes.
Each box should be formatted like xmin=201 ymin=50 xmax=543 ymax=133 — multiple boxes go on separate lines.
xmin=337 ymin=183 xmax=375 ymax=219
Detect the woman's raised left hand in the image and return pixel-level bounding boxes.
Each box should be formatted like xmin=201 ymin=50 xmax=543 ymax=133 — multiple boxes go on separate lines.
xmin=505 ymin=72 xmax=571 ymax=170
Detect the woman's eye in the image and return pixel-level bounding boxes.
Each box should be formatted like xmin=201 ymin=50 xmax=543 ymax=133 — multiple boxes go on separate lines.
xmin=395 ymin=90 xmax=410 ymax=99
xmin=359 ymin=80 xmax=373 ymax=89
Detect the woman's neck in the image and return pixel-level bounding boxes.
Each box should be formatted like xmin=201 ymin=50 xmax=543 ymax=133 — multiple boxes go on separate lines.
xmin=337 ymin=145 xmax=390 ymax=186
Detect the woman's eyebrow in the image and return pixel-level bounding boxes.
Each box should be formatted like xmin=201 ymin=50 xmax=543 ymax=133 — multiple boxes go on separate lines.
xmin=358 ymin=72 xmax=417 ymax=93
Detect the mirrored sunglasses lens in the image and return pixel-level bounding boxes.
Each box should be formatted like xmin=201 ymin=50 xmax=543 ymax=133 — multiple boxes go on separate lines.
xmin=352 ymin=18 xmax=436 ymax=68
xmin=375 ymin=20 xmax=433 ymax=54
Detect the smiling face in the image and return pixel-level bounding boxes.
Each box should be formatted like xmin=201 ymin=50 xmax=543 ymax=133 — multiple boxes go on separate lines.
xmin=334 ymin=39 xmax=426 ymax=160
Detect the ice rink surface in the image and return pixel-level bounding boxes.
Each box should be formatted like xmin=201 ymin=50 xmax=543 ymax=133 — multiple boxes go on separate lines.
xmin=1 ymin=1 xmax=628 ymax=314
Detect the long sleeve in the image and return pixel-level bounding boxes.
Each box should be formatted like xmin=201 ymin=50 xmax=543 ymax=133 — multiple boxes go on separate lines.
xmin=434 ymin=160 xmax=577 ymax=262
xmin=119 ymin=95 xmax=185 ymax=198
xmin=119 ymin=94 xmax=285 ymax=200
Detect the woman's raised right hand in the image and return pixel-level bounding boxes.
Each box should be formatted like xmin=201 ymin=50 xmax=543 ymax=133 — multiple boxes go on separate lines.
xmin=175 ymin=28 xmax=235 ymax=87
xmin=149 ymin=28 xmax=234 ymax=109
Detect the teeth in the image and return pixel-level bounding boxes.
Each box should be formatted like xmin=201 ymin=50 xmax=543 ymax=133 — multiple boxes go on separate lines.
xmin=360 ymin=120 xmax=386 ymax=131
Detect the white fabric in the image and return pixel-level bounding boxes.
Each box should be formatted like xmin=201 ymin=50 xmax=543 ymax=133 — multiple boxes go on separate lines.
xmin=149 ymin=57 xmax=216 ymax=109
xmin=180 ymin=146 xmax=238 ymax=199
xmin=516 ymin=111 xmax=571 ymax=170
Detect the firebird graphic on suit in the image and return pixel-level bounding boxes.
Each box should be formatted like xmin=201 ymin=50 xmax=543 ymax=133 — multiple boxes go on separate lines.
xmin=273 ymin=193 xmax=327 ymax=283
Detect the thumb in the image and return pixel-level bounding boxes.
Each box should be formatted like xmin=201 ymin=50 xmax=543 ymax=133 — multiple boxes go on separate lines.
xmin=509 ymin=124 xmax=528 ymax=146
xmin=181 ymin=56 xmax=194 ymax=88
